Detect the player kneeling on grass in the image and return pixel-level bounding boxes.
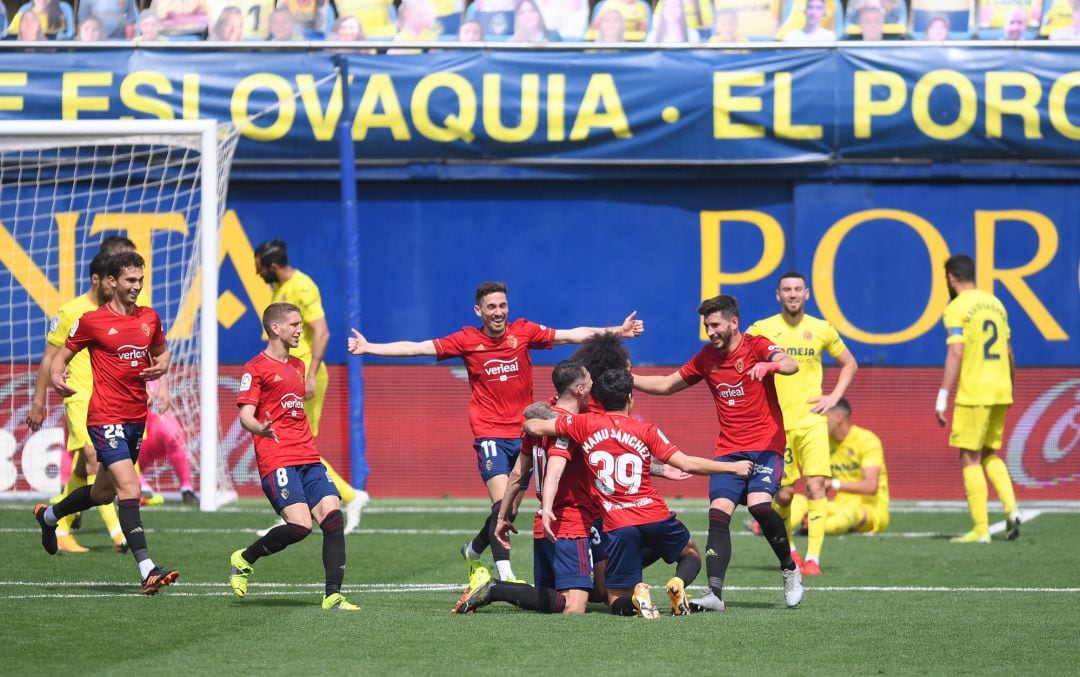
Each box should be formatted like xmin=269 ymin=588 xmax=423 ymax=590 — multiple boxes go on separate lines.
xmin=228 ymin=302 xmax=358 ymax=612
xmin=456 ymin=369 xmax=753 ymax=618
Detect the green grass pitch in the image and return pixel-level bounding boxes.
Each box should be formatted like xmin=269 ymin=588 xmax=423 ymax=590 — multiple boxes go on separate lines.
xmin=2 ymin=498 xmax=1077 ymax=676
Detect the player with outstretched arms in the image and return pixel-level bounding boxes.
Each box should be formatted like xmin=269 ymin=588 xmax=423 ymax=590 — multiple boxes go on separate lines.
xmin=509 ymin=369 xmax=752 ymax=619
xmin=227 ymin=302 xmax=359 ymax=611
xmin=348 ymin=281 xmax=644 ymax=584
xmin=633 ymin=294 xmax=805 ymax=611
xmin=33 ymin=251 xmax=178 ymax=595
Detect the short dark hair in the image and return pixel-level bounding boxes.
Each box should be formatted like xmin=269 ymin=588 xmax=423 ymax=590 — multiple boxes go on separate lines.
xmin=697 ymin=294 xmax=740 ymax=321
xmin=262 ymin=302 xmax=301 ymax=334
xmin=570 ymin=333 xmax=629 ymax=383
xmin=830 ymin=397 xmax=852 ymax=417
xmin=594 ymin=369 xmax=633 ymax=411
xmin=945 ymin=255 xmax=975 ymax=283
xmin=551 ymin=360 xmax=587 ymax=395
xmin=777 ymin=271 xmax=806 ymax=287
xmin=105 ymin=251 xmax=144 ymax=279
xmin=98 ymin=235 xmax=136 ymax=255
xmin=475 ymin=281 xmax=507 ymax=305
xmin=88 ymin=252 xmax=110 ymax=279
xmin=255 ymin=239 xmax=289 ymax=269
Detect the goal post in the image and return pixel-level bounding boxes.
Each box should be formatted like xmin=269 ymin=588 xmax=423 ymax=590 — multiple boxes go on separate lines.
xmin=0 ymin=119 xmax=239 ymax=511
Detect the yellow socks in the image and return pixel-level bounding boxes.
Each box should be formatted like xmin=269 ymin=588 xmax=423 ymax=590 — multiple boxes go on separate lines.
xmin=56 ymin=468 xmax=87 ymax=536
xmin=982 ymin=454 xmax=1017 ymax=516
xmin=789 ymin=494 xmax=809 ymax=530
xmin=86 ymin=474 xmax=123 ymax=541
xmin=962 ymin=464 xmax=989 ymax=535
xmin=805 ymin=498 xmax=828 ymax=561
xmin=321 ymin=458 xmax=356 ymax=504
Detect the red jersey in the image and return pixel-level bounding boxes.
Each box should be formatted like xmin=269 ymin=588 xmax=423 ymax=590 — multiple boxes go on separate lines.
xmin=525 ymin=405 xmax=600 ymax=539
xmin=65 ymin=304 xmax=165 ymax=426
xmin=678 ymin=333 xmax=787 ymax=456
xmin=237 ymin=352 xmax=320 ymax=479
xmin=554 ymin=411 xmax=678 ymax=531
xmin=433 ymin=319 xmax=556 ymax=438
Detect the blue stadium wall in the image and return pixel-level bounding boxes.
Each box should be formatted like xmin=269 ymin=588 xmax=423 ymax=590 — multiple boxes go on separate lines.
xmin=1 ymin=45 xmax=1077 ymax=366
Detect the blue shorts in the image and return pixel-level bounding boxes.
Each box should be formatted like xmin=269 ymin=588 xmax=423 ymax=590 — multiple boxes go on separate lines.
xmin=474 ymin=437 xmax=521 ymax=483
xmin=590 ymin=519 xmax=609 ymax=564
xmin=87 ymin=423 xmax=145 ymax=469
xmin=708 ymin=451 xmax=784 ymax=504
xmin=534 ymin=536 xmax=594 ymax=591
xmin=261 ymin=463 xmax=340 ymax=514
xmin=605 ymin=515 xmax=690 ymax=590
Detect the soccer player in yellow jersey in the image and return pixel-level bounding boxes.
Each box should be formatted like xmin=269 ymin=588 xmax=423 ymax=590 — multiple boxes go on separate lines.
xmin=790 ymin=398 xmax=888 ymax=535
xmin=747 ymin=271 xmax=858 ymax=575
xmin=935 ymin=254 xmax=1020 ymax=543
xmin=254 ymin=239 xmax=369 ymax=535
xmin=25 ymin=251 xmax=127 ymax=554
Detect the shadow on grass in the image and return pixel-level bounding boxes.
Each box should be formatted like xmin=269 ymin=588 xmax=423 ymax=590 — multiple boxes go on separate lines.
xmin=230 ymin=598 xmax=312 ymax=608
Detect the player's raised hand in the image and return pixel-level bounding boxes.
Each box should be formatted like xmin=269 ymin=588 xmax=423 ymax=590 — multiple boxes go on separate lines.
xmin=494 ymin=516 xmax=517 ymax=549
xmin=620 ymin=310 xmax=645 ymax=338
xmin=25 ymin=401 xmax=46 ymax=431
xmin=809 ymin=393 xmax=840 ymax=414
xmin=541 ymin=508 xmax=559 ymax=543
xmin=749 ymin=360 xmax=781 ymax=381
xmin=347 ymin=329 xmax=369 ymax=355
xmin=255 ymin=413 xmax=278 ymax=442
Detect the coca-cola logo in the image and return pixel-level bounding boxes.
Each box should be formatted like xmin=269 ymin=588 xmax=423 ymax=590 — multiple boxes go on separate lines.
xmin=1006 ymin=379 xmax=1080 ymax=488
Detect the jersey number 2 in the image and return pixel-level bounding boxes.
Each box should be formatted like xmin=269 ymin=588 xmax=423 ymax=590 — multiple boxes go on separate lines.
xmin=982 ymin=319 xmax=1001 ymax=361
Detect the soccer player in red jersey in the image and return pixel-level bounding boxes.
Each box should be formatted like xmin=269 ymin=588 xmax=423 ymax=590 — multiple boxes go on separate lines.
xmin=633 ymin=294 xmax=805 ymax=610
xmin=33 ymin=251 xmax=178 ymax=595
xmin=456 ymin=360 xmax=600 ymax=615
xmin=227 ymin=303 xmax=358 ymax=611
xmin=516 ymin=369 xmax=752 ymax=618
xmin=347 ymin=281 xmax=644 ymax=583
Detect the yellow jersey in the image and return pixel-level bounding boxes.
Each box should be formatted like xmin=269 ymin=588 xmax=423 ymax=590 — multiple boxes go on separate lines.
xmin=942 ymin=289 xmax=1012 ymax=406
xmin=334 ymin=0 xmax=397 ymax=37
xmin=270 ymin=269 xmax=325 ymax=364
xmin=46 ymin=294 xmax=98 ymax=405
xmin=746 ymin=313 xmax=847 ymax=430
xmin=830 ymin=423 xmax=888 ymax=514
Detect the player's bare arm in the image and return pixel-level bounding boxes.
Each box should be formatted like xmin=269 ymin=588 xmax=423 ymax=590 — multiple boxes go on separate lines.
xmin=749 ymin=351 xmax=798 ymax=381
xmin=666 ymin=451 xmax=753 ymax=477
xmin=347 ymin=328 xmax=437 ymax=357
xmin=140 ymin=346 xmax=170 ymax=382
xmin=936 ymin=342 xmax=964 ymax=427
xmin=523 ymin=401 xmax=555 ymax=421
xmin=238 ymin=404 xmax=278 ymax=442
xmin=48 ymin=345 xmax=78 ymax=398
xmin=810 ymin=348 xmax=858 ymax=414
xmin=495 ymin=453 xmax=532 ymax=548
xmin=305 ymin=316 xmax=331 ymax=399
xmin=651 ymin=458 xmax=691 ymax=480
xmin=552 ymin=310 xmax=645 ymax=345
xmin=540 ymin=454 xmax=568 ymax=542
xmin=633 ymin=370 xmax=691 ymax=395
xmin=26 ymin=342 xmax=61 ymax=431
xmin=832 ymin=466 xmax=880 ymax=495
xmin=522 ymin=417 xmax=559 ymax=438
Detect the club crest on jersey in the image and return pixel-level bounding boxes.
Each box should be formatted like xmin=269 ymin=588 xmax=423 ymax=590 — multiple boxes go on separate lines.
xmin=803 ymin=331 xmax=813 ymax=341
xmin=240 ymin=373 xmax=252 ymax=391
xmin=734 ymin=358 xmax=745 ymax=374
xmin=141 ymin=323 xmax=151 ymax=337
xmin=507 ymin=335 xmax=518 ymax=349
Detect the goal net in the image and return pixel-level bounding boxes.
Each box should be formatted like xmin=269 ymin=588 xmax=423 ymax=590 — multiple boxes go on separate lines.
xmin=0 ymin=120 xmax=239 ymax=511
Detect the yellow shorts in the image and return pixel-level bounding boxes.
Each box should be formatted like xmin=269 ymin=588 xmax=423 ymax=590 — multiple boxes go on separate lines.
xmin=64 ymin=399 xmax=90 ymax=452
xmin=780 ymin=420 xmax=832 ymax=487
xmin=949 ymin=404 xmax=1008 ymax=452
xmin=305 ymin=362 xmax=329 ymax=437
xmin=859 ymin=505 xmax=889 ymax=534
